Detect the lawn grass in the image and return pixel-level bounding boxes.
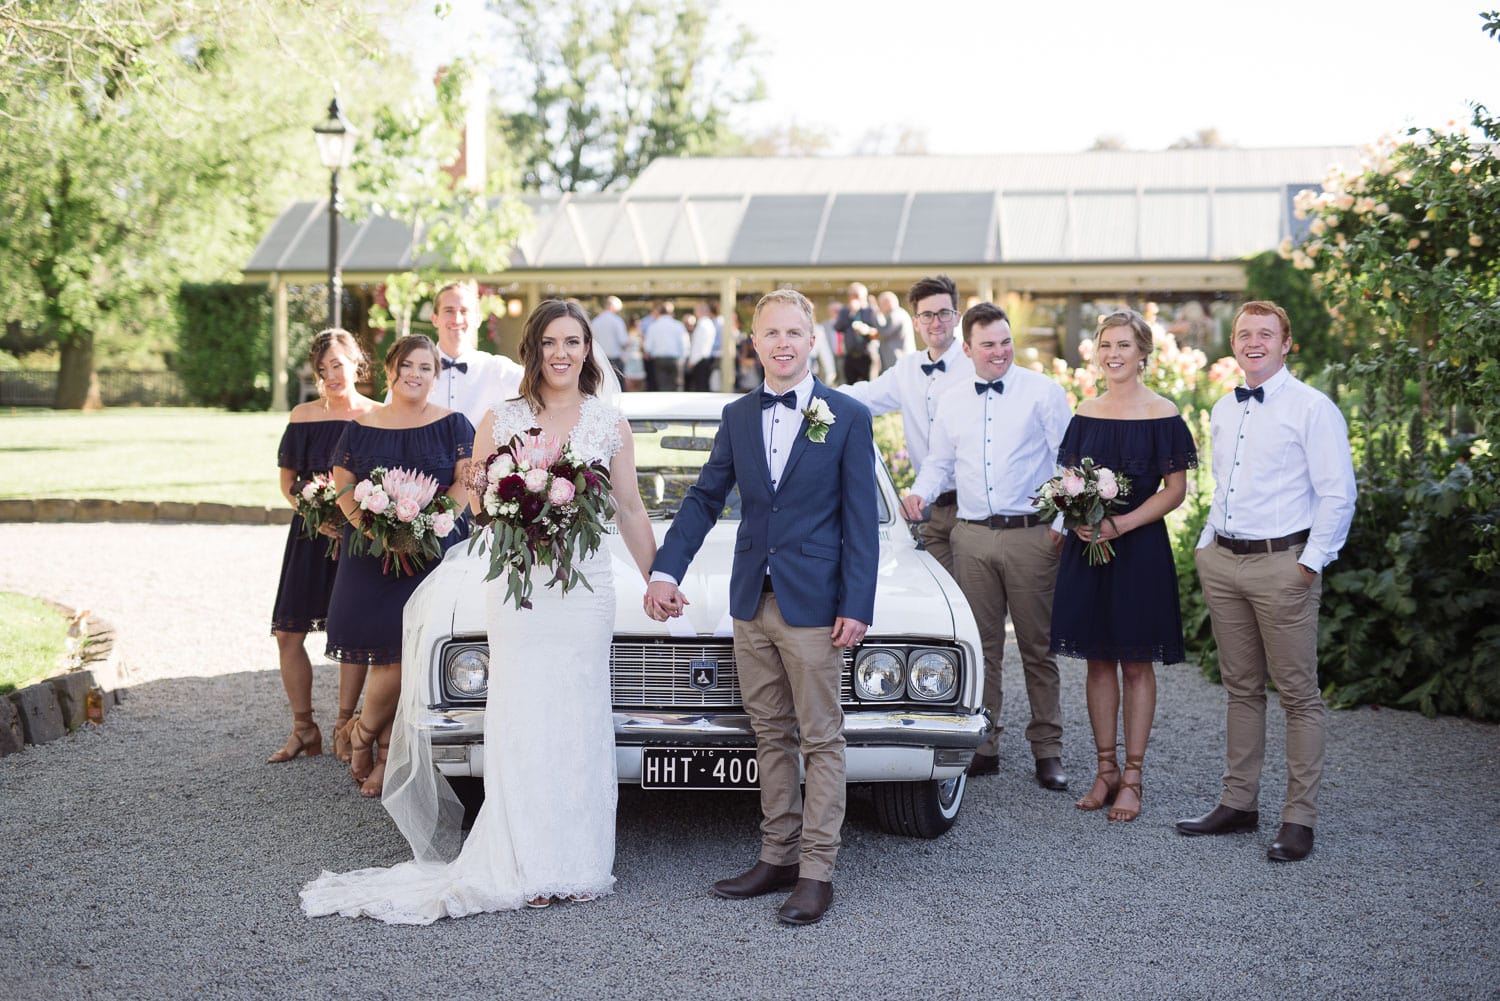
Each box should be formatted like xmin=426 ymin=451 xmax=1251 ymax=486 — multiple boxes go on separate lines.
xmin=0 ymin=408 xmax=288 ymax=507
xmin=0 ymin=591 xmax=69 ymax=694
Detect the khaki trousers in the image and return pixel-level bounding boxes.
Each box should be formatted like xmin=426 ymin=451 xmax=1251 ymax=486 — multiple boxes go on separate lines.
xmin=920 ymin=501 xmax=958 ymax=578
xmin=1195 ymin=542 xmax=1326 ymax=827
xmin=951 ymin=521 xmax=1063 ymax=758
xmin=733 ymin=594 xmax=846 ymax=881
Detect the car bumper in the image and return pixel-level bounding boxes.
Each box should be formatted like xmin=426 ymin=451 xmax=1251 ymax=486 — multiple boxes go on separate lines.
xmin=421 ymin=707 xmax=990 ymax=783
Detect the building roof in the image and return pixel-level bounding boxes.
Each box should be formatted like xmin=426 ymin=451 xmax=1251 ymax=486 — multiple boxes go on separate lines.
xmin=244 ymin=147 xmax=1358 ymax=279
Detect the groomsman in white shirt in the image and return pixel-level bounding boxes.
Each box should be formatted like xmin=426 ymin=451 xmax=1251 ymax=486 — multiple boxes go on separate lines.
xmin=1177 ymin=300 xmax=1356 ymax=862
xmin=901 ymin=302 xmax=1073 ymax=789
xmin=426 ymin=281 xmax=523 ymax=424
xmin=841 ymin=274 xmax=974 ymax=575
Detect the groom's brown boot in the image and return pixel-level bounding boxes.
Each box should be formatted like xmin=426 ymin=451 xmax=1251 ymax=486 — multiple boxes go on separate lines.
xmin=711 ymin=861 xmax=800 ymax=899
xmin=776 ymin=878 xmax=833 ymax=925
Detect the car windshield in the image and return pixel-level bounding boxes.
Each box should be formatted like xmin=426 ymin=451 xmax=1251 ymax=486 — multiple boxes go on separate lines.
xmin=629 ymin=418 xmax=893 ymax=523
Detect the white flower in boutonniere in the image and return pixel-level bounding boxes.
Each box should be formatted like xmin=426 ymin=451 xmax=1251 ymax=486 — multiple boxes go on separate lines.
xmin=801 ymin=397 xmax=836 ymax=443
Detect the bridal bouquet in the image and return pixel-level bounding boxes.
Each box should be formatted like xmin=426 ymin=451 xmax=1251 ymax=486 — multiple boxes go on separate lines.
xmin=294 ymin=473 xmax=346 ymax=559
xmin=345 ymin=466 xmax=460 ymax=577
xmin=1033 ymin=458 xmax=1132 ymax=566
xmin=469 ymin=431 xmax=613 ymax=610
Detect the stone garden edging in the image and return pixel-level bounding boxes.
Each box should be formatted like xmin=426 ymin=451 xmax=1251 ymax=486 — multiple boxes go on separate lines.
xmin=0 ymin=498 xmax=293 ymax=525
xmin=2 ymin=608 xmax=124 ymax=757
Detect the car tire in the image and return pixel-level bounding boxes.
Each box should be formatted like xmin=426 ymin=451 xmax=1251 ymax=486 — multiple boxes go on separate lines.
xmin=870 ymin=774 xmax=966 ymax=839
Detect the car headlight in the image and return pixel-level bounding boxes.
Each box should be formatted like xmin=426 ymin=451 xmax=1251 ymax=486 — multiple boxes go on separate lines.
xmin=853 ymin=649 xmax=905 ymax=700
xmin=907 ymin=649 xmax=958 ymax=702
xmin=444 ymin=646 xmax=489 ymax=698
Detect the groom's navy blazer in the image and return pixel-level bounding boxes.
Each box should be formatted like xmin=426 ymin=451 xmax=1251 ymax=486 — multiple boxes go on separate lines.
xmin=653 ymin=379 xmax=879 ymax=628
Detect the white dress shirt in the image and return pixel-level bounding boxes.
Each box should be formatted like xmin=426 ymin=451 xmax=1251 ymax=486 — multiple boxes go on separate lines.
xmin=433 ymin=348 xmax=523 ymax=426
xmin=687 ymin=322 xmax=716 ymax=366
xmin=840 ymin=338 xmax=975 ymax=492
xmin=911 ymin=364 xmax=1072 ymax=520
xmin=591 ymin=311 xmax=629 ymax=360
xmin=644 ymin=317 xmax=689 ymax=358
xmin=1195 ymin=366 xmax=1357 ymax=571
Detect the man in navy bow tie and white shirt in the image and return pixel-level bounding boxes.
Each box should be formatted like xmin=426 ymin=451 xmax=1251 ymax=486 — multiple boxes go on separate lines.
xmin=1176 ymin=300 xmax=1356 ymax=862
xmin=901 ymin=302 xmax=1072 ymax=790
xmin=840 ymin=274 xmax=974 ymax=576
xmin=426 ymin=281 xmax=523 ymax=424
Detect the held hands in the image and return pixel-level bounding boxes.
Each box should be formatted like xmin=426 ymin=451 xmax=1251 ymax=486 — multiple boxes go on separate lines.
xmin=830 ymin=617 xmax=868 ymax=648
xmin=1074 ymin=517 xmax=1126 ymax=543
xmin=644 ymin=580 xmax=689 ymax=621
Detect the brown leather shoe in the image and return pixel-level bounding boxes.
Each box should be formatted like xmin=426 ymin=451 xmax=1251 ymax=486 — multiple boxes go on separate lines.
xmin=711 ymin=861 xmax=800 ymax=899
xmin=1034 ymin=756 xmax=1069 ymax=791
xmin=776 ymin=878 xmax=833 ymax=926
xmin=967 ymin=752 xmax=999 ymax=777
xmin=1175 ymin=804 xmax=1259 ymax=836
xmin=1267 ymin=822 xmax=1314 ymax=862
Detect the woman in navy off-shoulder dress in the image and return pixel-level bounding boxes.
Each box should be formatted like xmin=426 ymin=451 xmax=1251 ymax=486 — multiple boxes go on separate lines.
xmin=1050 ymin=309 xmax=1197 ymax=823
xmin=268 ymin=330 xmax=377 ymax=765
xmin=326 ymin=335 xmax=473 ymax=798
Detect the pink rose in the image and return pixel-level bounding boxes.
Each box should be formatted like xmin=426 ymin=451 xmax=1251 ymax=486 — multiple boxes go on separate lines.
xmin=395 ymin=497 xmax=420 ymax=523
xmin=1061 ymin=474 xmax=1086 ymax=497
xmin=353 ymin=480 xmax=374 ymax=503
xmin=432 ymin=511 xmax=456 ymax=537
xmin=1098 ymin=480 xmax=1119 ymax=500
xmin=364 ymin=489 xmax=389 ymax=515
xmin=300 ymin=482 xmax=318 ymax=502
xmin=548 ymin=478 xmax=575 ymax=504
xmin=489 ymin=453 xmax=514 ymax=482
xmin=524 ymin=468 xmax=550 ymax=493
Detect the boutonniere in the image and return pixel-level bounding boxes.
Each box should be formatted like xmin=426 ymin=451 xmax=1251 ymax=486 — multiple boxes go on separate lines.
xmin=801 ymin=397 xmax=836 ymax=443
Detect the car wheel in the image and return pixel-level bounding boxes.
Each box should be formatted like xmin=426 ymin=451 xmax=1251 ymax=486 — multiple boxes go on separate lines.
xmin=870 ymin=774 xmax=966 ymax=839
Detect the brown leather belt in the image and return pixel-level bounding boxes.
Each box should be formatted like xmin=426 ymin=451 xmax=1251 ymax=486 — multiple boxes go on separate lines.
xmin=932 ymin=490 xmax=958 ymax=508
xmin=962 ymin=513 xmax=1043 ymax=530
xmin=1214 ymin=529 xmax=1311 ymax=555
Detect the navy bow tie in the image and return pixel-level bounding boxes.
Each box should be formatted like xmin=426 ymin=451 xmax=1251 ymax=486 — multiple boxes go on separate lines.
xmin=1234 ymin=385 xmax=1264 ymax=403
xmin=442 ymin=358 xmax=468 ymax=374
xmin=975 ymin=379 xmax=1004 ymax=396
xmin=761 ymin=390 xmax=797 ymax=410
xmin=920 ymin=359 xmax=946 ymax=376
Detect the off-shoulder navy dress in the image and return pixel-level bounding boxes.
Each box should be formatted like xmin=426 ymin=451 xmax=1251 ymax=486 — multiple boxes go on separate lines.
xmin=271 ymin=420 xmax=350 ymax=634
xmin=324 ymin=412 xmax=474 ymax=665
xmin=1049 ymin=415 xmax=1198 ymax=664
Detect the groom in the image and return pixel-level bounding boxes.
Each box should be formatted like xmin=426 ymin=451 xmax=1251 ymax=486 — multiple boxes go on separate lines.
xmin=645 ymin=288 xmax=878 ymax=926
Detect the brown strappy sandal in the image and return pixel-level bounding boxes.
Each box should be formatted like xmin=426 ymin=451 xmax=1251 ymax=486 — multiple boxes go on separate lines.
xmin=1075 ymin=746 xmax=1119 ymax=811
xmin=267 ymin=711 xmax=322 ymax=763
xmin=1109 ymin=756 xmax=1144 ymax=822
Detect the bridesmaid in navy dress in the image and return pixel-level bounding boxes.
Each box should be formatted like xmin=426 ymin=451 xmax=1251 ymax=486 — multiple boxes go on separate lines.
xmin=327 ymin=335 xmax=473 ymax=797
xmin=269 ymin=330 xmax=377 ymax=764
xmin=1049 ymin=309 xmax=1197 ymax=822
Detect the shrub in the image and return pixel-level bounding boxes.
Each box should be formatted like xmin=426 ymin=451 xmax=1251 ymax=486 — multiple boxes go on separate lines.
xmin=177 ymin=283 xmax=271 ymax=410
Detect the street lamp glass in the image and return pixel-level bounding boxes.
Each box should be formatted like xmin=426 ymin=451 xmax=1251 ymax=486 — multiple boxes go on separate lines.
xmin=312 ymin=99 xmax=357 ymax=171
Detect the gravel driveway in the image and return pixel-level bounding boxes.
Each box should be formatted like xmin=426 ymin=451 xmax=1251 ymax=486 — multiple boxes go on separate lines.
xmin=1 ymin=523 xmax=1496 ymax=1001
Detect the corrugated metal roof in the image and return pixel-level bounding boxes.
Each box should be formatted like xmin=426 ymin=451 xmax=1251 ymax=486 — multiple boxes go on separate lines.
xmin=243 ymin=146 xmax=1359 ymax=276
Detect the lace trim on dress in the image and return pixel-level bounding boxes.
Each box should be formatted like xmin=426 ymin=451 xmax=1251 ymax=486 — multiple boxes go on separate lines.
xmin=488 ymin=396 xmax=622 ymax=465
xmin=325 ymin=642 xmax=400 ymax=666
xmin=270 ymin=616 xmax=326 ymax=636
xmin=1057 ymin=415 xmax=1199 ymax=477
xmin=1052 ymin=638 xmax=1187 ymax=666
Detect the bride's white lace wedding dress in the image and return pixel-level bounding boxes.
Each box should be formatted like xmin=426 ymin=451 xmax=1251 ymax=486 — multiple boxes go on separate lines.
xmin=300 ymin=397 xmax=623 ymax=924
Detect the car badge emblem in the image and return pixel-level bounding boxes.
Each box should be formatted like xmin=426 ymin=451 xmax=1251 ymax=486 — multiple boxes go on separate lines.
xmin=688 ymin=659 xmax=718 ymax=691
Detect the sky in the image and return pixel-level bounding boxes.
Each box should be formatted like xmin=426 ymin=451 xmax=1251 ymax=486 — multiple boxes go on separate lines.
xmin=419 ymin=0 xmax=1495 ymax=155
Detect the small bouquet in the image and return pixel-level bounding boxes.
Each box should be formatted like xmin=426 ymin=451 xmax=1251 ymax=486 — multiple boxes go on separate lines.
xmin=294 ymin=473 xmax=346 ymax=559
xmin=345 ymin=466 xmax=460 ymax=577
xmin=469 ymin=431 xmax=614 ymax=610
xmin=1033 ymin=458 xmax=1132 ymax=566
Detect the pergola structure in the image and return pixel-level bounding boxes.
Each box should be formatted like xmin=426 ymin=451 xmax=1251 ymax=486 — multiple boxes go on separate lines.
xmin=244 ymin=146 xmax=1357 ymax=409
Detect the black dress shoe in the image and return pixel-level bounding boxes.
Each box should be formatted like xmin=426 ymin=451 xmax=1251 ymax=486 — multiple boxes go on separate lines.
xmin=1034 ymin=756 xmax=1068 ymax=791
xmin=776 ymin=878 xmax=833 ymax=925
xmin=712 ymin=861 xmax=800 ymax=899
xmin=1267 ymin=822 xmax=1314 ymax=862
xmin=967 ymin=752 xmax=999 ymax=777
xmin=1175 ymin=804 xmax=1260 ymax=836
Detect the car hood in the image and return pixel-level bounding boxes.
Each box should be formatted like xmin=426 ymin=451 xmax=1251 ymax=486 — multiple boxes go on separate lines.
xmin=438 ymin=526 xmax=958 ymax=641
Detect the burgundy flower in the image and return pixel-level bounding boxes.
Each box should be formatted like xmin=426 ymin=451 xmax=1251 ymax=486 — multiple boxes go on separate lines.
xmin=520 ymin=493 xmax=544 ymax=523
xmin=498 ymin=475 xmax=527 ymax=502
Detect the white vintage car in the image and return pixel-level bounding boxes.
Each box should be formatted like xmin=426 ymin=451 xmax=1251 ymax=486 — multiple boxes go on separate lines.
xmin=403 ymin=393 xmax=988 ymax=838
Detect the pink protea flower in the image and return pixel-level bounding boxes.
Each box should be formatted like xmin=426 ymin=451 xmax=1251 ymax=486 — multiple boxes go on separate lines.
xmin=548 ymin=478 xmax=575 ymax=504
xmin=515 ymin=431 xmax=563 ymax=470
xmin=524 ymin=468 xmax=550 ymax=493
xmin=380 ymin=466 xmax=440 ymax=510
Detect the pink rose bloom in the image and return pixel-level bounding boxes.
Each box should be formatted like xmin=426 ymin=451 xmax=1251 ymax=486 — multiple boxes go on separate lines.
xmin=524 ymin=468 xmax=550 ymax=493
xmin=1098 ymin=480 xmax=1119 ymax=500
xmin=432 ymin=511 xmax=456 ymax=537
xmin=489 ymin=453 xmax=515 ymax=482
xmin=300 ymin=482 xmax=318 ymax=502
xmin=364 ymin=489 xmax=389 ymax=515
xmin=1061 ymin=473 xmax=1086 ymax=497
xmin=1096 ymin=468 xmax=1117 ymax=489
xmin=394 ymin=497 xmax=420 ymax=523
xmin=548 ymin=478 xmax=575 ymax=504
xmin=353 ymin=480 xmax=374 ymax=503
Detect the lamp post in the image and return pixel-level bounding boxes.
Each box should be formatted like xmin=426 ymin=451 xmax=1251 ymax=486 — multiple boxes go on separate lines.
xmin=312 ymin=97 xmax=358 ymax=329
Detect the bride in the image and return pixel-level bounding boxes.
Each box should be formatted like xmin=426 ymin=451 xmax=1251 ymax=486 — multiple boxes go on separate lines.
xmin=301 ymin=299 xmax=658 ymax=923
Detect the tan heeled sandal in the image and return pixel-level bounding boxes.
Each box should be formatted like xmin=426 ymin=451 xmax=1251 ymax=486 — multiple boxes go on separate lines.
xmin=1075 ymin=747 xmax=1119 ymax=811
xmin=332 ymin=711 xmax=356 ymax=764
xmin=359 ymin=742 xmax=388 ymax=799
xmin=1109 ymin=757 xmax=1144 ymax=822
xmin=267 ymin=711 xmax=322 ymax=763
xmin=347 ymin=716 xmax=377 ymax=785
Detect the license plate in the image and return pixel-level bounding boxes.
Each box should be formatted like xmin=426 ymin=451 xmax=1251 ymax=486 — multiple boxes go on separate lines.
xmin=640 ymin=746 xmax=759 ymax=790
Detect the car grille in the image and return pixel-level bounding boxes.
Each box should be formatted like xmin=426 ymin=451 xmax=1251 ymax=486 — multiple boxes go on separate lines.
xmin=610 ymin=639 xmax=854 ymax=707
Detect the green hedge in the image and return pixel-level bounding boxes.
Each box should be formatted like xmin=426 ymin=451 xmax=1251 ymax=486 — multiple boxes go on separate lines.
xmin=177 ymin=283 xmax=271 ymax=410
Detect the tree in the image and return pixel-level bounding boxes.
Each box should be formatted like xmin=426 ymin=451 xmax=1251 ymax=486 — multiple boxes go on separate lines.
xmin=1168 ymin=127 xmax=1231 ymax=149
xmin=851 ymin=124 xmax=930 ymax=156
xmin=490 ymin=0 xmax=761 ymax=192
xmin=1088 ymin=134 xmax=1130 ymax=151
xmin=0 ymin=1 xmax=397 ymax=407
